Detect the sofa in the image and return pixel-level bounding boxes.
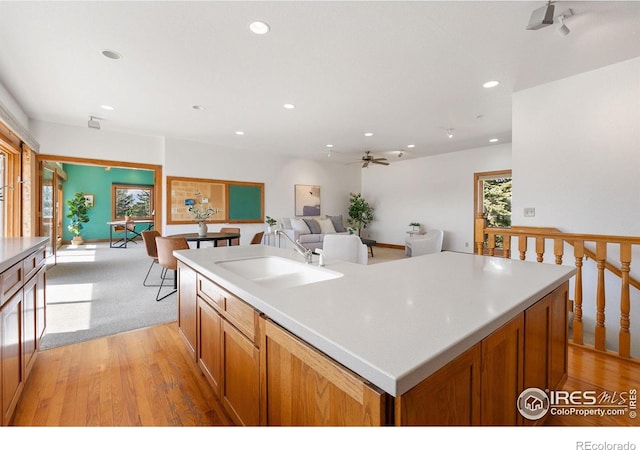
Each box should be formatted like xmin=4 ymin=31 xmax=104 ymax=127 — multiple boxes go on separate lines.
xmin=280 ymin=215 xmax=349 ymax=251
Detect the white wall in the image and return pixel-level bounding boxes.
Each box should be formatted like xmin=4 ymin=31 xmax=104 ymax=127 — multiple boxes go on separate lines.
xmin=512 ymin=56 xmax=640 ymax=235
xmin=164 ymin=137 xmax=361 ymax=243
xmin=361 ymin=143 xmax=512 ymax=252
xmin=29 ymin=120 xmax=165 ymax=165
xmin=0 ymin=80 xmax=29 ymax=130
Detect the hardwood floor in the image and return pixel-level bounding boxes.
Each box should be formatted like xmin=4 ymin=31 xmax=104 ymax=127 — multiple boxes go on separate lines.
xmin=13 ymin=322 xmax=638 ymax=427
xmin=12 ymin=322 xmax=232 ymax=426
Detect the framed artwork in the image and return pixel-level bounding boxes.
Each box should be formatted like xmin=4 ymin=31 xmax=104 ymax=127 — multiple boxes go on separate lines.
xmin=295 ymin=185 xmax=320 ymax=216
xmin=83 ymin=194 xmax=94 ymax=208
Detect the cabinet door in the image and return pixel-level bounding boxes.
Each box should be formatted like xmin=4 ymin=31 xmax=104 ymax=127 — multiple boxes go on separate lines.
xmin=263 ymin=319 xmax=385 ymax=426
xmin=396 ymin=344 xmax=481 ymax=425
xmin=22 ymin=275 xmax=37 ymax=378
xmin=222 ymin=320 xmax=260 ymax=426
xmin=197 ymin=296 xmax=223 ymax=397
xmin=1 ymin=289 xmax=23 ymax=426
xmin=549 ymin=282 xmax=568 ymax=390
xmin=177 ymin=262 xmax=197 ymax=359
xmin=480 ymin=313 xmax=524 ymax=425
xmin=35 ymin=269 xmax=46 ymax=344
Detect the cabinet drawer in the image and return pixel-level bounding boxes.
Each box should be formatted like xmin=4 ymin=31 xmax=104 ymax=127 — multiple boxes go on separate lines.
xmin=224 ymin=294 xmax=257 ymax=342
xmin=197 ymin=275 xmax=225 ymax=310
xmin=23 ymin=247 xmax=46 ymax=281
xmin=1 ymin=262 xmax=23 ymax=306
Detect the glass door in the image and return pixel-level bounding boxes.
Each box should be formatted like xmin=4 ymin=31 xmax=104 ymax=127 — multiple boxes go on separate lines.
xmin=41 ymin=165 xmax=56 ymax=261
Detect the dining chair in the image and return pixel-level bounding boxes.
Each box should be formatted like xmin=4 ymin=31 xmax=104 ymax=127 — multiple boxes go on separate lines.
xmin=250 ymin=231 xmax=264 ymax=245
xmin=141 ymin=230 xmax=161 ymax=286
xmin=155 ymin=236 xmax=190 ymax=301
xmin=218 ymin=227 xmax=240 ymax=246
xmin=112 ymin=220 xmax=141 ymax=246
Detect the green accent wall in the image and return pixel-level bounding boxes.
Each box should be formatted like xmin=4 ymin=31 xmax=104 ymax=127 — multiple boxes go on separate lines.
xmin=229 ymin=184 xmax=263 ymax=221
xmin=62 ymin=164 xmax=154 ymax=241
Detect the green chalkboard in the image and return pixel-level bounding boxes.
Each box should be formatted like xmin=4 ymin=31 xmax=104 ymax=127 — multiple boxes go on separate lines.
xmin=229 ymin=184 xmax=262 ymax=221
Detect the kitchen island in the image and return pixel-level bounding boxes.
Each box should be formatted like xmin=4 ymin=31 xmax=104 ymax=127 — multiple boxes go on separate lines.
xmin=174 ymin=245 xmax=575 ymax=426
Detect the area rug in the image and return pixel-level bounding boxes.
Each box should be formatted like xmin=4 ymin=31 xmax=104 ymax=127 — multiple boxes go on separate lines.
xmin=40 ymin=242 xmax=177 ymax=349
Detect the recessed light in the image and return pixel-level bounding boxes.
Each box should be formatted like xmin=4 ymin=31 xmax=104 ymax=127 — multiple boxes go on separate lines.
xmin=100 ymin=105 xmax=114 ymax=111
xmin=483 ymin=80 xmax=500 ymax=88
xmin=102 ymin=50 xmax=122 ymax=60
xmin=326 ymin=144 xmax=333 ymax=148
xmin=489 ymin=138 xmax=499 ymax=143
xmin=192 ymin=105 xmax=206 ymax=111
xmin=235 ymin=131 xmax=245 ymax=135
xmin=407 ymin=144 xmax=415 ymax=148
xmin=364 ymin=132 xmax=373 ymax=137
xmin=249 ymin=21 xmax=270 ymax=35
xmin=283 ymin=103 xmax=295 ymax=109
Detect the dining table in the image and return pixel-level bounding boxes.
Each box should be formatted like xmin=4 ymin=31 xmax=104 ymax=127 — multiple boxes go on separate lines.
xmin=168 ymin=231 xmax=241 ymax=249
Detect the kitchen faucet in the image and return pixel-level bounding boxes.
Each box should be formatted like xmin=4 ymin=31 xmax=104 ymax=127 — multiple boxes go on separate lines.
xmin=273 ymin=229 xmax=313 ymax=264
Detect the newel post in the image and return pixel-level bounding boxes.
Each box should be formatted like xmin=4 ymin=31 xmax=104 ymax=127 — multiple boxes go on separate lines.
xmin=474 ymin=213 xmax=486 ymax=255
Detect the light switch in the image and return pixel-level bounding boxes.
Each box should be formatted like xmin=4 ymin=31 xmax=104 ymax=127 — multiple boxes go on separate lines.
xmin=524 ymin=207 xmax=535 ymax=217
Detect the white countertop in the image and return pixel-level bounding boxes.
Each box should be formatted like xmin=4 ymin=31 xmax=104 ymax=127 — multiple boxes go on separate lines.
xmin=175 ymin=245 xmax=575 ymax=396
xmin=0 ymin=237 xmax=49 ymax=274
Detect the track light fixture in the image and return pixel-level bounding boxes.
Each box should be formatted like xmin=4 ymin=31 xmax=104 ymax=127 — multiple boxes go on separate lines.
xmin=556 ymin=10 xmax=573 ymax=36
xmin=526 ymin=1 xmax=555 ymax=30
xmin=88 ymin=116 xmax=101 ymax=130
xmin=446 ymin=128 xmax=454 ymax=139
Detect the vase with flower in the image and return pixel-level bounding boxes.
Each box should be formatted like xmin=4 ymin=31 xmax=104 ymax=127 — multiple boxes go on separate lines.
xmin=189 ymin=193 xmax=218 ymax=236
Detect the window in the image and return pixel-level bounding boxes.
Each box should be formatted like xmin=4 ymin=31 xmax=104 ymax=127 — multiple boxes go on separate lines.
xmin=112 ymin=184 xmax=154 ymax=220
xmin=474 ymin=170 xmax=512 ymax=251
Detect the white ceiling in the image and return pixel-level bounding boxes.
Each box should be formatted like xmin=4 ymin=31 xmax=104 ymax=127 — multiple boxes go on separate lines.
xmin=0 ymin=1 xmax=639 ymax=164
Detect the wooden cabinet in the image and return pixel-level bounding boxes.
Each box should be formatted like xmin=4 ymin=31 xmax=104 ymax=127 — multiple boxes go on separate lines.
xmin=480 ymin=313 xmax=524 ymax=425
xmin=1 ymin=289 xmax=23 ymax=426
xmin=0 ymin=242 xmax=48 ymax=426
xmin=222 ymin=319 xmax=260 ymax=425
xmin=197 ymin=296 xmax=223 ymax=396
xmin=263 ymin=318 xmax=385 ymax=426
xmin=195 ymin=273 xmax=261 ymax=425
xmin=395 ymin=344 xmax=481 ymax=426
xmin=523 ymin=281 xmax=568 ymax=424
xmin=177 ymin=261 xmax=197 ymax=359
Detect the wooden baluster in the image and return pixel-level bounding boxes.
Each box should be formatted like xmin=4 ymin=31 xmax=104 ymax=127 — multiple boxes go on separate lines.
xmin=488 ymin=233 xmax=495 ymax=257
xmin=554 ymin=238 xmax=564 ymax=265
xmin=518 ymin=236 xmax=527 ymax=261
xmin=536 ymin=237 xmax=545 ymax=263
xmin=573 ymin=241 xmax=584 ymax=345
xmin=503 ymin=234 xmax=511 ymax=259
xmin=595 ymin=241 xmax=607 ymax=351
xmin=619 ymin=243 xmax=631 ymax=358
xmin=474 ymin=213 xmax=485 ymax=255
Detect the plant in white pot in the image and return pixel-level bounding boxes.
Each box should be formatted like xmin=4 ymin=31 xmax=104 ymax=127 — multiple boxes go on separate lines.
xmin=66 ymin=192 xmax=92 ymax=245
xmin=188 ymin=193 xmax=218 ymax=236
xmin=409 ymin=222 xmax=421 ymax=232
xmin=265 ymin=216 xmax=277 ymax=233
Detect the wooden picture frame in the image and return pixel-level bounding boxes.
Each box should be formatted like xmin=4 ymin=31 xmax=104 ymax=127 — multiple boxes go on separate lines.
xmin=295 ymin=185 xmax=320 ymax=217
xmin=166 ymin=175 xmax=264 ymax=224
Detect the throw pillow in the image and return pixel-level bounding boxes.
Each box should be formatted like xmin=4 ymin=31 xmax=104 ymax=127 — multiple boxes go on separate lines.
xmin=317 ymin=218 xmax=336 ymax=234
xmin=291 ymin=218 xmax=311 ymax=234
xmin=326 ymin=214 xmax=346 ymax=232
xmin=303 ymin=218 xmax=322 ymax=234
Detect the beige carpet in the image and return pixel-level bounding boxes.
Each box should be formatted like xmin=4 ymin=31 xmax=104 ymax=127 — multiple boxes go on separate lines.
xmin=367 ymin=245 xmax=408 ymax=264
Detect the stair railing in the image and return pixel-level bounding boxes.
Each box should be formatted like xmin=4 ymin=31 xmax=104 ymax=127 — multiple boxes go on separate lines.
xmin=474 ymin=217 xmax=640 ymax=359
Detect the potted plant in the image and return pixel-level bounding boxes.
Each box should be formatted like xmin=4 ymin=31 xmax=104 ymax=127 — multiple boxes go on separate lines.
xmin=265 ymin=216 xmax=277 ymax=233
xmin=347 ymin=192 xmax=373 ymax=236
xmin=409 ymin=222 xmax=421 ymax=232
xmin=188 ymin=192 xmax=218 ymax=236
xmin=66 ymin=192 xmax=92 ymax=245
xmin=124 ymin=208 xmax=133 ymax=221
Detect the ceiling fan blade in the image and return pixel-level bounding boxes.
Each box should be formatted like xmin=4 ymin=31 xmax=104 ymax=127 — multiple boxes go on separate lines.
xmin=362 ymin=161 xmax=369 ymax=168
xmin=372 ymin=160 xmax=390 ymax=166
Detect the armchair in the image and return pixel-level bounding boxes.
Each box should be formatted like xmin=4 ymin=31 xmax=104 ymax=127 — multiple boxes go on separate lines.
xmin=405 ymin=229 xmax=444 ymax=257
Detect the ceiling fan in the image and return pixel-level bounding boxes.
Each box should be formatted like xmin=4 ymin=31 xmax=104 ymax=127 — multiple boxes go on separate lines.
xmin=360 ymin=151 xmax=389 ymax=168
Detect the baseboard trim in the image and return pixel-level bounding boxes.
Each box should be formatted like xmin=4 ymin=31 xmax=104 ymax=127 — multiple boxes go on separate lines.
xmin=374 ymin=242 xmax=404 ymax=250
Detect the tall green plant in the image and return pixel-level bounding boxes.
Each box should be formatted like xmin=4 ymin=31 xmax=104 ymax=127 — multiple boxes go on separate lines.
xmin=66 ymin=192 xmax=92 ymax=237
xmin=347 ymin=192 xmax=373 ymax=235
